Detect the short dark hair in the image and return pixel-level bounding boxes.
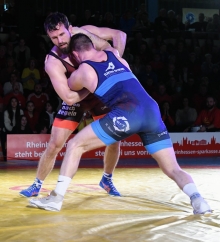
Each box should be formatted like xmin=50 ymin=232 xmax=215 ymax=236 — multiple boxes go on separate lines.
xmin=69 ymin=33 xmax=93 ymax=52
xmin=44 ymin=12 xmax=69 ymax=33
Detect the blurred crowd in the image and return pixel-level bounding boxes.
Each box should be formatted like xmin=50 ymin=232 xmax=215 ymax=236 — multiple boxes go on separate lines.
xmin=0 ymin=2 xmax=220 ymax=160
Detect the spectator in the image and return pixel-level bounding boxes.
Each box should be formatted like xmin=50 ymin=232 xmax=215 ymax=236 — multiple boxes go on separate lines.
xmin=3 ymin=96 xmax=24 ymax=133
xmin=11 ymin=115 xmax=33 ymax=134
xmin=27 ymin=83 xmax=49 ymax=113
xmin=5 ymin=28 xmax=19 ymax=48
xmin=152 ymin=82 xmax=172 ymax=106
xmin=201 ymin=38 xmax=214 ymax=56
xmin=3 ymin=71 xmax=23 ymax=95
xmin=206 ymin=14 xmax=220 ymax=33
xmin=201 ymin=53 xmax=214 ymax=76
xmin=69 ymin=13 xmax=79 ymax=27
xmin=79 ymin=9 xmax=94 ymax=26
xmin=210 ymin=45 xmax=220 ymax=64
xmin=165 ymin=10 xmax=178 ymax=32
xmin=34 ymin=39 xmax=49 ymax=66
xmin=139 ymin=63 xmax=158 ymax=85
xmin=133 ymin=12 xmax=151 ymax=36
xmin=149 ymin=53 xmax=164 ymax=78
xmin=0 ymin=57 xmax=18 ymax=86
xmin=128 ymin=32 xmax=150 ymax=56
xmin=130 ymin=55 xmax=144 ymax=78
xmin=2 ymin=97 xmax=24 ymax=159
xmin=5 ymin=41 xmax=16 ymax=59
xmin=185 ymin=96 xmax=220 ymax=132
xmin=179 ymin=65 xmax=192 ymax=84
xmin=174 ymin=40 xmax=189 ymax=69
xmin=21 ymin=58 xmax=40 ymax=96
xmin=187 ymin=52 xmax=201 ymax=78
xmin=176 ymin=14 xmax=185 ymax=31
xmin=3 ymin=81 xmax=26 ymax=109
xmin=151 ymin=34 xmax=166 ymax=53
xmin=166 ymin=76 xmax=178 ymax=95
xmin=100 ymin=12 xmax=118 ymax=29
xmin=208 ymin=64 xmax=220 ymax=88
xmin=36 ymin=122 xmax=49 ymax=134
xmin=14 ymin=37 xmax=31 ymax=71
xmin=182 ymin=77 xmax=197 ymax=100
xmin=0 ymin=45 xmax=7 ymax=70
xmin=38 ymin=100 xmax=56 ymax=134
xmin=192 ymin=84 xmax=209 ymax=113
xmin=119 ymin=9 xmax=136 ymax=37
xmin=154 ymin=8 xmax=168 ymax=33
xmin=141 ymin=77 xmax=156 ymax=96
xmin=24 ymin=101 xmax=39 ymax=133
xmin=185 ymin=13 xmax=208 ymax=32
xmin=77 ymin=112 xmax=93 ymax=132
xmin=175 ymin=97 xmax=197 ymax=132
xmin=160 ymin=101 xmax=175 ymax=132
xmin=162 ymin=63 xmax=178 ymax=83
xmin=158 ymin=43 xmax=169 ymax=63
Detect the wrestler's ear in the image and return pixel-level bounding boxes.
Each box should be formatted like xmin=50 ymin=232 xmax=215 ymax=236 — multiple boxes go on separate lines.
xmin=68 ymin=25 xmax=73 ymax=33
xmin=72 ymin=51 xmax=80 ymax=62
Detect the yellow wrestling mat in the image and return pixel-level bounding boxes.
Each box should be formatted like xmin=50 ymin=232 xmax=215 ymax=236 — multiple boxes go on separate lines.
xmin=0 ymin=167 xmax=220 ymax=242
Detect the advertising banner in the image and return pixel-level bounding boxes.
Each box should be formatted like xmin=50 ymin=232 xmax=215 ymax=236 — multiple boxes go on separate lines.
xmin=182 ymin=8 xmax=219 ymax=24
xmin=7 ymin=133 xmax=220 ymax=161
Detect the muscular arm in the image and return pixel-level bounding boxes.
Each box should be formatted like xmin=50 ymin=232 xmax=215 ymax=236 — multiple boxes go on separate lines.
xmin=70 ymin=25 xmax=127 ymax=56
xmin=69 ymin=26 xmax=110 ymax=51
xmin=67 ymin=64 xmax=97 ymax=97
xmin=45 ymin=59 xmax=89 ymax=106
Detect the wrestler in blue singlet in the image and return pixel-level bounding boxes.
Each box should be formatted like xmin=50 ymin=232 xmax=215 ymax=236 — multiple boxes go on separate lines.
xmin=82 ymin=51 xmax=173 ymax=154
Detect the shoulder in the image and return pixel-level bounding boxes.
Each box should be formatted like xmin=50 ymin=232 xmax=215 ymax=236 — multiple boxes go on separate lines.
xmin=45 ymin=55 xmax=64 ymax=74
xmin=104 ymin=47 xmax=119 ymax=56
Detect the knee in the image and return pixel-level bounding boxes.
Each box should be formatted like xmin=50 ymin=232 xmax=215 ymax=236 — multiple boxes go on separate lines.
xmin=107 ymin=141 xmax=120 ymax=152
xmin=66 ymin=138 xmax=84 ymax=153
xmin=163 ymin=167 xmax=182 ymax=180
xmin=46 ymin=139 xmax=64 ymax=154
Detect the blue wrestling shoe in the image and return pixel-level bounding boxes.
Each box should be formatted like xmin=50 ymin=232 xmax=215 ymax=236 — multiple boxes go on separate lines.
xmin=99 ymin=174 xmax=121 ymax=196
xmin=19 ymin=178 xmax=42 ymax=197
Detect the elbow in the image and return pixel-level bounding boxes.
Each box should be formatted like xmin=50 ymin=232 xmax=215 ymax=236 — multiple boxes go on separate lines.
xmin=118 ymin=30 xmax=127 ymax=42
xmin=65 ymin=94 xmax=80 ymax=106
xmin=65 ymin=100 xmax=74 ymax=106
xmin=65 ymin=95 xmax=75 ymax=106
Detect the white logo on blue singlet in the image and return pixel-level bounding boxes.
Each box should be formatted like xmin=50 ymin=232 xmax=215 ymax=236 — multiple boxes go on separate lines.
xmin=105 ymin=62 xmax=115 ymax=71
xmin=113 ymin=116 xmax=130 ymax=132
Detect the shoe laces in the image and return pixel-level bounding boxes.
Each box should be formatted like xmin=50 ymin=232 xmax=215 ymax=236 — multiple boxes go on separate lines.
xmin=26 ymin=183 xmax=40 ymax=192
xmin=106 ymin=178 xmax=118 ymax=192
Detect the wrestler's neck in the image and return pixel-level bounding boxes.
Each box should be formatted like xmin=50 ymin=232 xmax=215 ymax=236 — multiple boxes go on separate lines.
xmin=51 ymin=46 xmax=69 ymax=59
xmin=79 ymin=49 xmax=106 ymax=62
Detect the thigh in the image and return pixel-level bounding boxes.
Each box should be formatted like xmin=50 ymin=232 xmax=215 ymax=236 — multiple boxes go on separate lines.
xmin=69 ymin=124 xmax=106 ymax=153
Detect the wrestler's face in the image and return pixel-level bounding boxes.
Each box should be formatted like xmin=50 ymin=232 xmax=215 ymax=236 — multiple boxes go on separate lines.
xmin=47 ymin=23 xmax=71 ymax=54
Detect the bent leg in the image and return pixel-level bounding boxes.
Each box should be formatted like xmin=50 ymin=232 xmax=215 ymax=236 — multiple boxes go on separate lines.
xmin=151 ymin=147 xmax=193 ymax=189
xmin=20 ymin=126 xmax=73 ymax=198
xmin=103 ymin=142 xmax=120 ymax=174
xmin=60 ymin=124 xmax=105 ymax=178
xmin=151 ymin=146 xmax=212 ymax=214
xmin=36 ymin=126 xmax=73 ymax=180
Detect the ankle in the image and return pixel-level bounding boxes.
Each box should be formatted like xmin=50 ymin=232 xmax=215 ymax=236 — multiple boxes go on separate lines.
xmin=103 ymin=173 xmax=112 ymax=179
xmin=190 ymin=193 xmax=201 ymax=201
